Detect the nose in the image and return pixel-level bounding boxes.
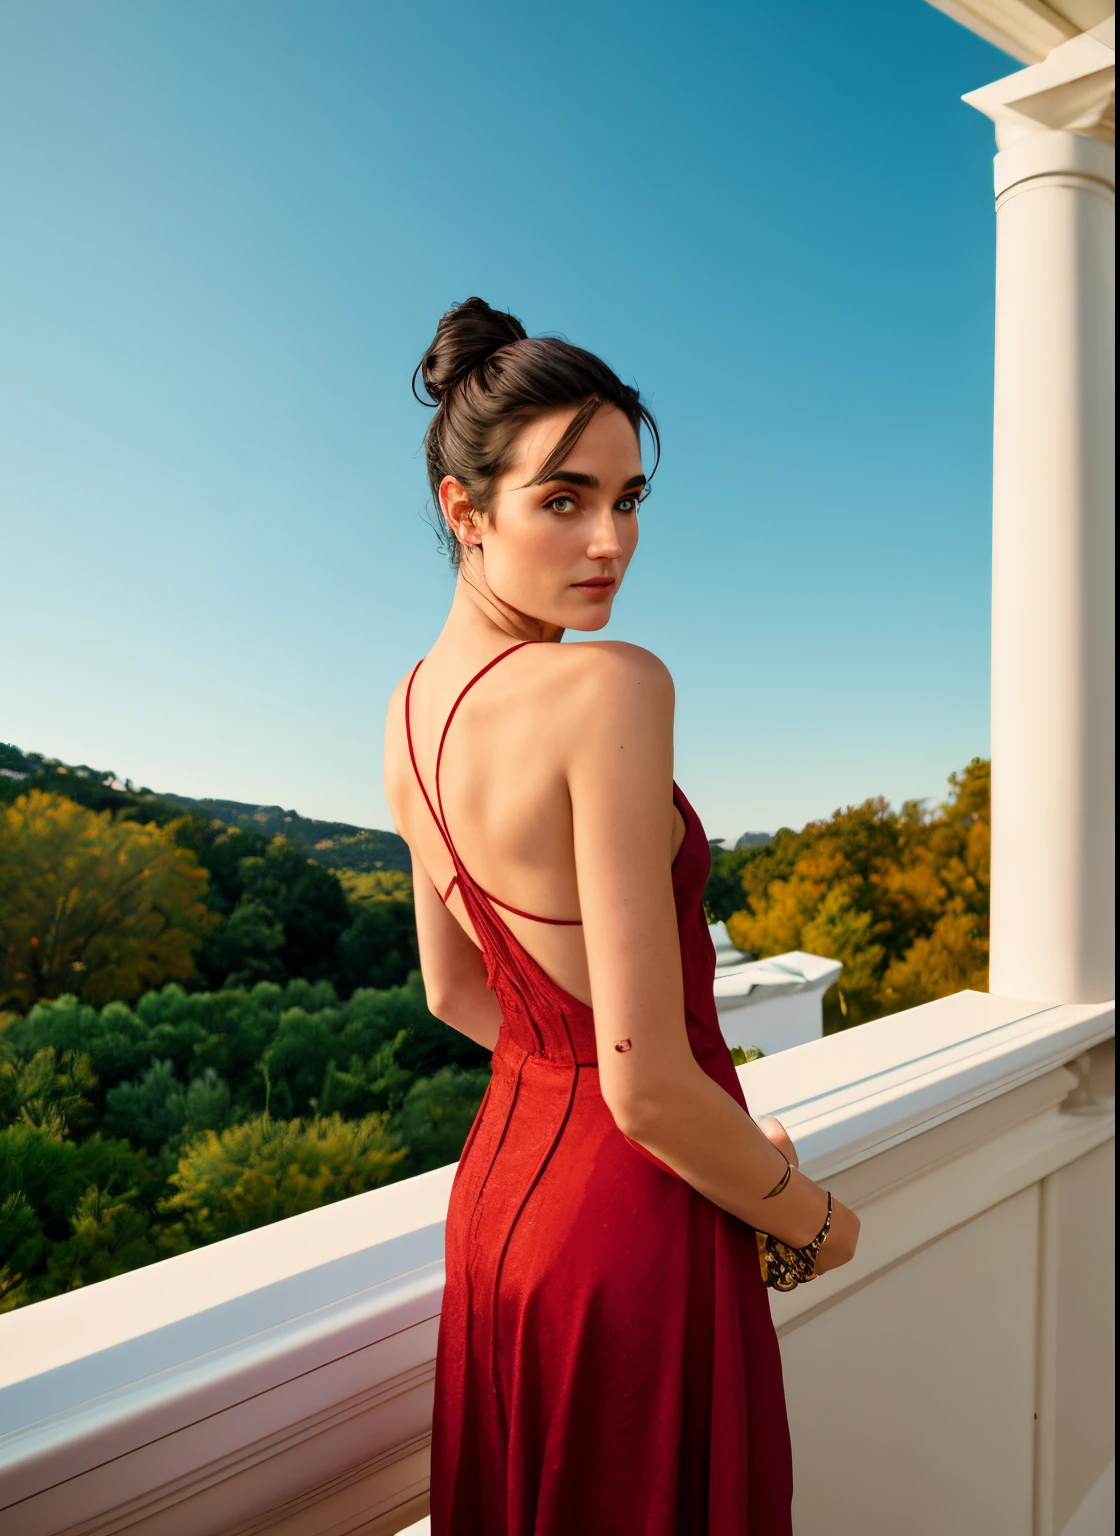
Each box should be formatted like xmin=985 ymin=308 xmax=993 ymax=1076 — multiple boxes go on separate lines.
xmin=586 ymin=505 xmax=624 ymax=561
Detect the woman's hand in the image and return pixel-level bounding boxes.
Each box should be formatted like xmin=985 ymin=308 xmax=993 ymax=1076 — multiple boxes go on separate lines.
xmin=813 ymin=1197 xmax=860 ymax=1274
xmin=754 ymin=1119 xmax=861 ymax=1275
xmin=757 ymin=1115 xmax=798 ymax=1170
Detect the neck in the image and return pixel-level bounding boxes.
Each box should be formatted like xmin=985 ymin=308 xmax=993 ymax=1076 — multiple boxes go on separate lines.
xmin=440 ymin=556 xmax=565 ymax=651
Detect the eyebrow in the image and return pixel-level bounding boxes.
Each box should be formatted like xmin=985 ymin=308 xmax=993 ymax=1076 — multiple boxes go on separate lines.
xmin=534 ymin=471 xmax=647 ymax=491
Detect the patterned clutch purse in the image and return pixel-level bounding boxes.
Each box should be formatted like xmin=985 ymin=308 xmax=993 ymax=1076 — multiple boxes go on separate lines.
xmin=756 ymin=1192 xmax=833 ymax=1292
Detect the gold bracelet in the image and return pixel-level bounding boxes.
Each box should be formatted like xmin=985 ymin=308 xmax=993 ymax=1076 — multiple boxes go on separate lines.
xmin=757 ymin=1192 xmax=833 ymax=1292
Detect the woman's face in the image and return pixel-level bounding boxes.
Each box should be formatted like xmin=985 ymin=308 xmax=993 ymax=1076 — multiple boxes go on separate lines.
xmin=443 ymin=403 xmax=645 ymax=632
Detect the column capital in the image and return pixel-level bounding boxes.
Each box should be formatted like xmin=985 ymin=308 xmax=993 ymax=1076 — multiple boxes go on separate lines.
xmin=963 ymin=17 xmax=1114 ymax=150
xmin=993 ymin=129 xmax=1115 ymax=202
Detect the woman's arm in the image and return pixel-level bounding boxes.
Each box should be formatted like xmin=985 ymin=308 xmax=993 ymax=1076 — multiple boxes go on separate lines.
xmin=566 ymin=645 xmax=858 ymax=1263
xmin=413 ymin=863 xmax=502 ymax=1051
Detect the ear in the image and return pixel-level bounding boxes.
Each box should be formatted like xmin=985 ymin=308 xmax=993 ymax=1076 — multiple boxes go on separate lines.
xmin=439 ymin=477 xmax=484 ymax=551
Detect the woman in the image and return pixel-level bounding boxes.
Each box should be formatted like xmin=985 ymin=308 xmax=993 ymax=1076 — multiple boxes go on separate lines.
xmin=384 ymin=298 xmax=859 ymax=1535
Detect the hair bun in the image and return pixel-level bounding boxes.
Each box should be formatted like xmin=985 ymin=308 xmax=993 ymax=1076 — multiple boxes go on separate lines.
xmin=417 ymin=297 xmax=528 ymax=404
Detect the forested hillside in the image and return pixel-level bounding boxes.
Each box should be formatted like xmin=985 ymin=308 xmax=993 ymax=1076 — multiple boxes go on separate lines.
xmin=1 ymin=742 xmax=990 ymax=1312
xmin=0 ymin=745 xmax=415 ymax=1006
xmin=0 ymin=744 xmax=489 ymax=1312
xmin=0 ymin=744 xmax=410 ymax=872
xmin=0 ymin=977 xmax=489 ymax=1310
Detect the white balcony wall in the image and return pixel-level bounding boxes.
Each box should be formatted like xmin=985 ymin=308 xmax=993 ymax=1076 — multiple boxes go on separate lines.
xmin=0 ymin=992 xmax=1113 ymax=1536
xmin=707 ymin=927 xmax=842 ymax=1056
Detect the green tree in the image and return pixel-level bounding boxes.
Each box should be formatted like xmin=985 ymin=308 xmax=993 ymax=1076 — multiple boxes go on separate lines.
xmin=41 ymin=1184 xmax=160 ymax=1295
xmin=9 ymin=993 xmax=191 ymax=1100
xmin=703 ymin=845 xmax=770 ymax=927
xmin=0 ymin=1194 xmax=39 ymax=1312
xmin=0 ymin=1122 xmax=156 ymax=1300
xmin=164 ymin=1112 xmax=405 ymax=1244
xmin=334 ymin=902 xmax=419 ymax=992
xmin=0 ymin=971 xmax=488 ymax=1310
xmin=262 ymin=1003 xmax=413 ymax=1122
xmin=102 ymin=1059 xmax=233 ymax=1155
xmin=0 ymin=792 xmax=216 ymax=1010
xmin=239 ymin=842 xmax=352 ymax=982
xmin=0 ymin=1045 xmax=97 ymax=1137
xmin=184 ymin=833 xmax=415 ymax=996
xmin=201 ymin=897 xmax=286 ymax=988
xmin=394 ymin=1068 xmax=491 ymax=1175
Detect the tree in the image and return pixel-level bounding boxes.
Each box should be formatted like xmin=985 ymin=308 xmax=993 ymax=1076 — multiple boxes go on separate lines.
xmin=0 ymin=971 xmax=485 ymax=1311
xmin=164 ymin=1112 xmax=405 ymax=1244
xmin=334 ymin=902 xmax=419 ymax=992
xmin=337 ymin=870 xmax=414 ymax=906
xmin=2 ymin=747 xmax=422 ymax=1000
xmin=183 ymin=833 xmax=415 ymax=996
xmin=0 ymin=792 xmax=216 ymax=1010
xmin=103 ymin=1059 xmax=233 ymax=1156
xmin=199 ymin=897 xmax=286 ymax=989
xmin=239 ymin=843 xmax=352 ymax=982
xmin=395 ymin=1068 xmax=491 ymax=1174
xmin=877 ymin=911 xmax=988 ymax=1013
xmin=42 ymin=1184 xmax=160 ymax=1295
xmin=0 ymin=1121 xmax=156 ymax=1300
xmin=724 ymin=760 xmax=990 ymax=1029
xmin=703 ymin=846 xmax=770 ymax=927
xmin=0 ymin=1045 xmax=97 ymax=1138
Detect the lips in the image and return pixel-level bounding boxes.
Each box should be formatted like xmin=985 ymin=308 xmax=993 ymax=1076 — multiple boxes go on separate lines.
xmin=570 ymin=577 xmax=616 ymax=591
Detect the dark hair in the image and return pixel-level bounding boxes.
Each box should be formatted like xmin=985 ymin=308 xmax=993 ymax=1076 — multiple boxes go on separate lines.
xmin=414 ymin=297 xmax=659 ymax=567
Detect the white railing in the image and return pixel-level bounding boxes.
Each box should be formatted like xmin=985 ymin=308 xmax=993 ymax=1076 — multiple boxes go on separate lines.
xmin=0 ymin=990 xmax=1113 ymax=1536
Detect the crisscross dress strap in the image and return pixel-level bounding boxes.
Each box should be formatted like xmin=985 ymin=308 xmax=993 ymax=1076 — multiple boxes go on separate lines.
xmin=404 ymin=643 xmax=582 ymax=926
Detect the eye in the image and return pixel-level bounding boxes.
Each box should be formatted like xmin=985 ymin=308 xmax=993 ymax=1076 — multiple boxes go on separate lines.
xmin=545 ymin=495 xmax=578 ymax=514
xmin=616 ymin=486 xmax=650 ymax=513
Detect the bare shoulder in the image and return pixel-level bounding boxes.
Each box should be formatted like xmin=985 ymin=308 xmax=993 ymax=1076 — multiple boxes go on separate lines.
xmin=532 ymin=639 xmax=672 ymax=689
xmin=382 ymin=670 xmax=417 ymax=814
xmin=522 ymin=641 xmax=674 ymax=747
xmin=385 ymin=670 xmax=412 ymax=728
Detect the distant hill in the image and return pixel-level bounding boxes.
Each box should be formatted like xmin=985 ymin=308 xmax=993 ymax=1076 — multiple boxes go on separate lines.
xmin=158 ymin=793 xmax=411 ymax=873
xmin=0 ymin=744 xmax=410 ymax=873
xmin=708 ymin=831 xmax=774 ymax=852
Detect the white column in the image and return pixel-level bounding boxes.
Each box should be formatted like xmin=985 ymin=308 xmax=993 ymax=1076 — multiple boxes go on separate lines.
xmin=965 ymin=29 xmax=1115 ymax=1003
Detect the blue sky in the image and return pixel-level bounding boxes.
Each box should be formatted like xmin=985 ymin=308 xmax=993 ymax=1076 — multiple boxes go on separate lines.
xmin=0 ymin=1 xmax=1012 ymax=840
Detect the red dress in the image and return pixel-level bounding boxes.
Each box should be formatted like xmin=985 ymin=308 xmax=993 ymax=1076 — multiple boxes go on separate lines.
xmin=406 ymin=646 xmax=793 ymax=1536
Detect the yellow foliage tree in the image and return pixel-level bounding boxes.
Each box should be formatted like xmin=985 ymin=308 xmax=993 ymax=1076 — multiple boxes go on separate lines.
xmin=877 ymin=911 xmax=989 ymax=1013
xmin=0 ymin=791 xmax=216 ymax=1010
xmin=336 ymin=869 xmax=414 ymax=906
xmin=726 ymin=760 xmax=990 ymax=1029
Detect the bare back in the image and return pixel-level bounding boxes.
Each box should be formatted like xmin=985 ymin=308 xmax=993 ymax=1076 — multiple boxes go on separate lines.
xmin=384 ymin=639 xmax=686 ymax=1007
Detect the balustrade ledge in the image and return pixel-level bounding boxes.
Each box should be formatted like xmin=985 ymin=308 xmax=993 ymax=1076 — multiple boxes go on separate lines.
xmin=0 ymin=988 xmax=1113 ymax=1536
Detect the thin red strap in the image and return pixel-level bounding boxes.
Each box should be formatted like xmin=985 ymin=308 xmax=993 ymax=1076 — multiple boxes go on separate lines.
xmin=407 ymin=645 xmax=534 ymax=867
xmin=433 ymin=642 xmax=533 ymax=843
xmin=404 ymin=659 xmax=456 ymax=861
xmin=481 ymin=887 xmax=583 ymax=926
xmin=445 ymin=866 xmax=579 ymax=925
xmin=411 ymin=643 xmax=582 ymax=926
